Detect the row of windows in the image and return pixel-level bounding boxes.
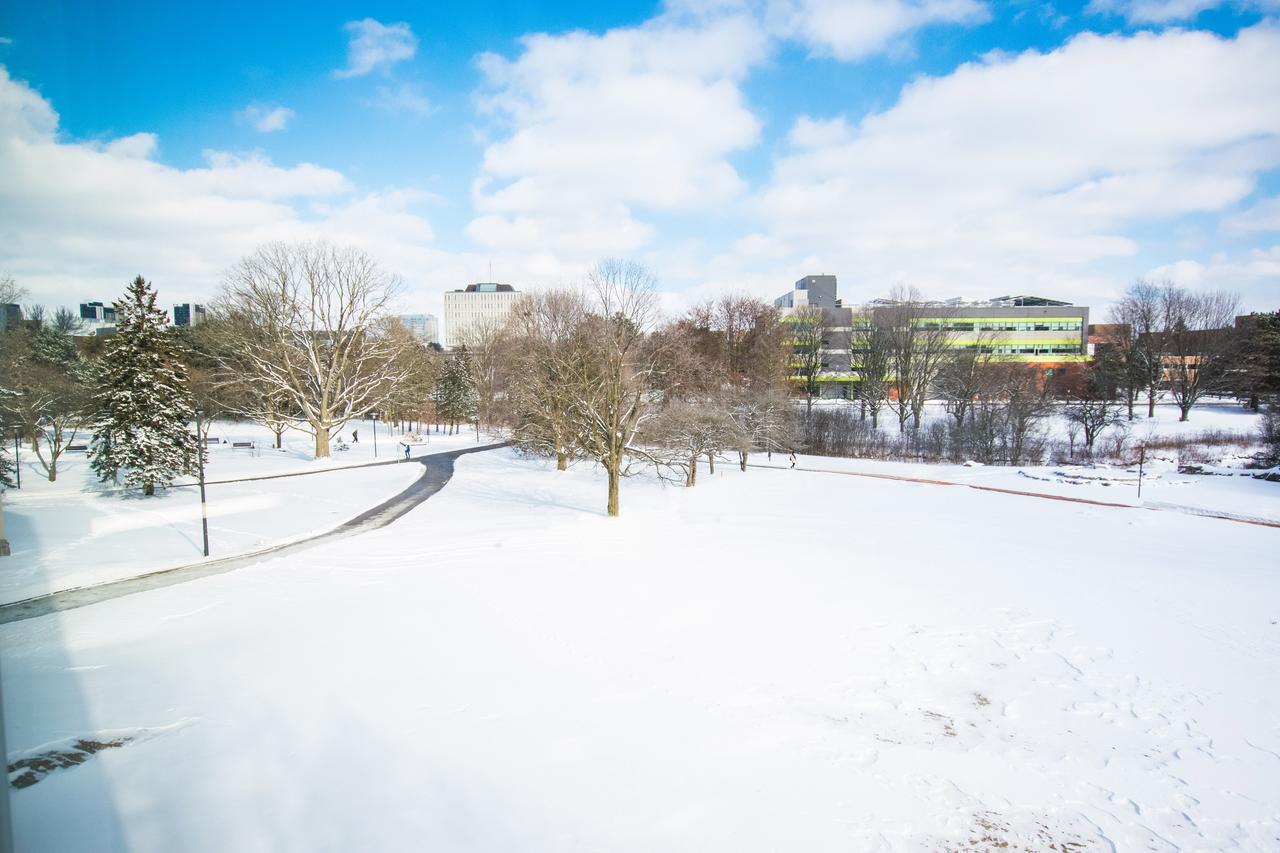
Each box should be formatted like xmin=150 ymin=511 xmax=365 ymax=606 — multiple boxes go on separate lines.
xmin=918 ymin=321 xmax=1082 ymax=332
xmin=976 ymin=345 xmax=1082 ymax=355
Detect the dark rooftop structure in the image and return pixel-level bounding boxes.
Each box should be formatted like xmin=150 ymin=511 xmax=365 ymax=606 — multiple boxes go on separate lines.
xmin=456 ymin=283 xmax=515 ymax=293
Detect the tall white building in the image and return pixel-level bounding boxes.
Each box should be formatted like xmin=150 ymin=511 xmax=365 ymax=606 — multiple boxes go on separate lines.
xmin=443 ymin=283 xmax=520 ymax=348
xmin=397 ymin=313 xmax=440 ymax=346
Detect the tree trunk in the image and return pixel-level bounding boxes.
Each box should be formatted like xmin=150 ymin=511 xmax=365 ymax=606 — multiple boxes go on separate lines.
xmin=1179 ymin=403 xmax=1191 ymax=422
xmin=275 ymin=430 xmax=283 ymax=449
xmin=706 ymin=452 xmax=715 ymax=474
xmin=687 ymin=456 xmax=697 ymax=486
xmin=314 ymin=424 xmax=330 ymax=458
xmin=47 ymin=460 xmax=56 ymax=482
xmin=1147 ymin=390 xmax=1156 ymax=418
xmin=556 ymin=451 xmax=567 ymax=471
xmin=739 ymin=451 xmax=747 ymax=472
xmin=144 ymin=482 xmax=155 ymax=496
xmin=607 ymin=464 xmax=620 ymax=517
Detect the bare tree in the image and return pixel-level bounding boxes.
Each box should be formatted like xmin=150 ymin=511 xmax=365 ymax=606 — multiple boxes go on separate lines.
xmin=726 ymin=387 xmax=797 ymax=469
xmin=1162 ymin=287 xmax=1240 ymax=421
xmin=570 ymin=259 xmax=664 ymax=517
xmin=881 ymin=286 xmax=958 ymax=431
xmin=1063 ymin=352 xmax=1125 ymax=455
xmin=997 ymin=364 xmax=1054 ymax=464
xmin=465 ymin=314 xmax=515 ymax=434
xmin=789 ymin=305 xmax=828 ymax=418
xmin=211 ymin=241 xmax=414 ymax=458
xmin=936 ymin=333 xmax=998 ymax=427
xmin=0 ymin=273 xmax=25 ymax=309
xmin=848 ymin=311 xmax=892 ymax=429
xmin=509 ymin=290 xmax=590 ymax=470
xmin=647 ymin=401 xmax=737 ymax=486
xmin=1111 ymin=280 xmax=1170 ymax=418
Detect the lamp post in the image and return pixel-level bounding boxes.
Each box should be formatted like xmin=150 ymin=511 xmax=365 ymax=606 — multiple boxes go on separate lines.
xmin=1137 ymin=443 xmax=1146 ymax=501
xmin=371 ymin=412 xmax=379 ymax=458
xmin=12 ymin=429 xmax=19 ymax=490
xmin=195 ymin=409 xmax=210 ymax=557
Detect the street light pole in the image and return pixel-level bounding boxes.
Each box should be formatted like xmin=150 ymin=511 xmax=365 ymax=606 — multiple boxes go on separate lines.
xmin=12 ymin=431 xmax=19 ymax=490
xmin=1137 ymin=444 xmax=1146 ymax=501
xmin=195 ymin=409 xmax=210 ymax=557
xmin=372 ymin=412 xmax=379 ymax=459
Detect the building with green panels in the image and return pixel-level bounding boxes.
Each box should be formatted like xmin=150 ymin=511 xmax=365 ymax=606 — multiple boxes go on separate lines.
xmin=775 ymin=279 xmax=1091 ymax=398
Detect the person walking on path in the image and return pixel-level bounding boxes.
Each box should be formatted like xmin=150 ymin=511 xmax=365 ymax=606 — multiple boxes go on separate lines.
xmin=404 ymin=443 xmax=411 ymax=461
xmin=789 ymin=452 xmax=797 ymax=469
xmin=352 ymin=429 xmax=359 ymax=443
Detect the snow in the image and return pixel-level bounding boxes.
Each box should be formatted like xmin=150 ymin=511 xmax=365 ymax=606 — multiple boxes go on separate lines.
xmin=4 ymin=441 xmax=1279 ymax=851
xmin=0 ymin=418 xmax=492 ymax=604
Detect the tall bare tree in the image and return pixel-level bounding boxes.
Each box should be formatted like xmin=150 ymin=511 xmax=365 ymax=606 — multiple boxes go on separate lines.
xmin=509 ymin=290 xmax=589 ymax=470
xmin=848 ymin=311 xmax=892 ymax=429
xmin=789 ymin=305 xmax=829 ymax=418
xmin=1111 ymin=280 xmax=1170 ymax=418
xmin=1162 ymin=287 xmax=1240 ymax=421
xmin=569 ymin=259 xmax=664 ymax=517
xmin=211 ymin=241 xmax=414 ymax=458
xmin=881 ymin=287 xmax=957 ymax=431
xmin=936 ymin=333 xmax=998 ymax=427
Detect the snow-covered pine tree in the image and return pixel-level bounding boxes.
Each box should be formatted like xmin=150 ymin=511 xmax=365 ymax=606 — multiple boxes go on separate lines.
xmin=0 ymin=410 xmax=14 ymax=489
xmin=89 ymin=275 xmax=202 ymax=495
xmin=432 ymin=346 xmax=477 ymax=433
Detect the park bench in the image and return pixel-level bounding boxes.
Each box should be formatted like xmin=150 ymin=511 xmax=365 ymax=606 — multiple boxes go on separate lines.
xmin=66 ymin=444 xmax=88 ymax=452
xmin=231 ymin=441 xmax=255 ymax=450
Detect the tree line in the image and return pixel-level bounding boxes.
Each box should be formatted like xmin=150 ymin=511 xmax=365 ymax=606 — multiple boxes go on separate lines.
xmin=2 ymin=249 xmax=1277 ymax=511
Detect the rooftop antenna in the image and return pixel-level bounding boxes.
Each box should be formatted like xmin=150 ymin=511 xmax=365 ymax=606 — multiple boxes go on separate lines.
xmin=488 ymin=260 xmax=493 ymax=283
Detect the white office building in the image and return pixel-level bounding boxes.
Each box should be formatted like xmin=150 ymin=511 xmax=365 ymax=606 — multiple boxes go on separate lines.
xmin=443 ymin=283 xmax=520 ymax=348
xmin=397 ymin=313 xmax=440 ymax=346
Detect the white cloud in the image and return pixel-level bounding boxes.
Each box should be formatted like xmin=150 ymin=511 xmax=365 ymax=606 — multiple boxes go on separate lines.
xmin=0 ymin=36 xmax=13 ymax=45
xmin=1226 ymin=196 xmax=1280 ymax=233
xmin=237 ymin=103 xmax=295 ymax=133
xmin=767 ymin=0 xmax=991 ymax=60
xmin=729 ymin=24 xmax=1280 ymax=308
xmin=367 ymin=83 xmax=434 ymax=115
xmin=0 ymin=66 xmax=449 ymax=310
xmin=334 ymin=19 xmax=418 ymax=78
xmin=1087 ymin=0 xmax=1280 ymax=23
xmin=1148 ymin=246 xmax=1280 ymax=294
xmin=469 ymin=13 xmax=767 ymax=260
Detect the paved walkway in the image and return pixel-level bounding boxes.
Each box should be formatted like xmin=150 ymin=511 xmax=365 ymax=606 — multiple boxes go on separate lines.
xmin=0 ymin=443 xmax=508 ymax=625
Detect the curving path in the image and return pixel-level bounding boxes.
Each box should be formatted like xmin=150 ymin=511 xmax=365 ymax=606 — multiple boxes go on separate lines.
xmin=0 ymin=443 xmax=508 ymax=625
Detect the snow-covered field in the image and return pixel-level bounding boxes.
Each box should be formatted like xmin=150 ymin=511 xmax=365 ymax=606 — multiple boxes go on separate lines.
xmin=1 ymin=419 xmax=489 ymax=604
xmin=3 ymin=444 xmax=1278 ymax=851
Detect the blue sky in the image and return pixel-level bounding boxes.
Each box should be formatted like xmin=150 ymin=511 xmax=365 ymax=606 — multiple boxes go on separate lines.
xmin=1 ymin=0 xmax=1278 ymax=321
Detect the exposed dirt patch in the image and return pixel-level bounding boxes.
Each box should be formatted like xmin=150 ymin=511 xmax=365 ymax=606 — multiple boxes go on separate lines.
xmin=9 ymin=737 xmax=132 ymax=789
xmin=941 ymin=811 xmax=1096 ymax=851
xmin=923 ymin=709 xmax=958 ymax=737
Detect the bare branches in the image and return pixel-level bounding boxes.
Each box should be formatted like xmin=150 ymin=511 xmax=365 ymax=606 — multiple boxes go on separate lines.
xmin=210 ymin=241 xmax=414 ymax=458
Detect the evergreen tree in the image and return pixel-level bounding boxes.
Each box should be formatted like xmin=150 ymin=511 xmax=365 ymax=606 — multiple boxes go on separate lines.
xmin=0 ymin=410 xmax=14 ymax=489
xmin=432 ymin=347 xmax=477 ymax=433
xmin=89 ymin=276 xmax=201 ymax=495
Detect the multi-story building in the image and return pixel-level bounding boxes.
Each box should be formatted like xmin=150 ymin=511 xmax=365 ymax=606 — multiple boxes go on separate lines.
xmin=775 ymin=276 xmax=855 ymax=398
xmin=79 ymin=301 xmax=117 ymax=336
xmin=443 ymin=283 xmax=520 ymax=348
xmin=173 ymin=303 xmax=207 ymax=327
xmin=396 ymin=313 xmax=440 ymax=347
xmin=1 ymin=303 xmax=23 ymax=333
xmin=775 ymin=279 xmax=1092 ymax=399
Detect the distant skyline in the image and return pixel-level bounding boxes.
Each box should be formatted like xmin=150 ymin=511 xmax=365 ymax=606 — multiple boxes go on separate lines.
xmin=1 ymin=0 xmax=1278 ymax=321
